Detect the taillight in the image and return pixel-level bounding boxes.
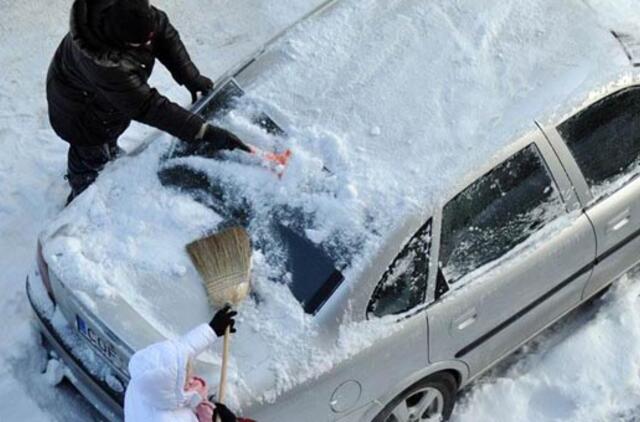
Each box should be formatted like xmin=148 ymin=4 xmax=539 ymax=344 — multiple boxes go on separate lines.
xmin=37 ymin=241 xmax=55 ymax=302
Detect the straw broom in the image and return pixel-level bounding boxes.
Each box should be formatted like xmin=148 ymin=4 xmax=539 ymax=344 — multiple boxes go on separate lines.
xmin=187 ymin=226 xmax=252 ymax=405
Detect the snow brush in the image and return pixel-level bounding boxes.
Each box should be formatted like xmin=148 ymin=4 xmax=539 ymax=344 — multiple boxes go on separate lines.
xmin=248 ymin=144 xmax=292 ymax=178
xmin=186 ymin=227 xmax=252 ymax=413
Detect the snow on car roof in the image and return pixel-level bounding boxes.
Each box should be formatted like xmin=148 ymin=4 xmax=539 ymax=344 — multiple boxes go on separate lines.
xmin=41 ymin=0 xmax=635 ymax=406
xmin=201 ymin=0 xmax=632 ymax=276
xmin=239 ymin=0 xmax=627 ymax=211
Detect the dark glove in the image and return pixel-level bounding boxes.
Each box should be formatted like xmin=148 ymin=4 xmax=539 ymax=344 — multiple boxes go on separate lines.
xmin=186 ymin=74 xmax=214 ymax=104
xmin=209 ymin=304 xmax=237 ymax=337
xmin=200 ymin=125 xmax=252 ymax=153
xmin=213 ymin=403 xmax=237 ymax=422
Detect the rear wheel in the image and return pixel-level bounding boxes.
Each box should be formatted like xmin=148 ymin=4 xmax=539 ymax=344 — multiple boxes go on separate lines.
xmin=373 ymin=373 xmax=457 ymax=422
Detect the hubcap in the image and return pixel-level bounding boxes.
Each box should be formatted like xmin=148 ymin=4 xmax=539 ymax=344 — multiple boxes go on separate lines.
xmin=385 ymin=387 xmax=445 ymax=422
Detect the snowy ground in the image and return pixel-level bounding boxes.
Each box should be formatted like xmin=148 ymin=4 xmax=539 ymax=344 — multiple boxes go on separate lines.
xmin=2 ymin=0 xmax=640 ymax=421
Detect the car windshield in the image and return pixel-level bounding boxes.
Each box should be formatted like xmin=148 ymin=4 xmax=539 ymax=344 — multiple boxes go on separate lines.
xmin=158 ymin=79 xmax=346 ymax=314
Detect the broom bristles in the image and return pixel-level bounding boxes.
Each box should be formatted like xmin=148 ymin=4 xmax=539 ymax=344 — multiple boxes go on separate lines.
xmin=187 ymin=227 xmax=252 ymax=307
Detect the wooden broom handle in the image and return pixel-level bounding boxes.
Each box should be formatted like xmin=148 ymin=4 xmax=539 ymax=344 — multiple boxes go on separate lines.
xmin=218 ymin=325 xmax=231 ymax=402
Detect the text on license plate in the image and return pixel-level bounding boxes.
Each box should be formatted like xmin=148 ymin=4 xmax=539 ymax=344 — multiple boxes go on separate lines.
xmin=76 ymin=315 xmax=125 ymax=370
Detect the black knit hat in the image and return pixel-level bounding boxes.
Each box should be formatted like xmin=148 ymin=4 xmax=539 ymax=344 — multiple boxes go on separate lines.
xmin=104 ymin=0 xmax=156 ymax=44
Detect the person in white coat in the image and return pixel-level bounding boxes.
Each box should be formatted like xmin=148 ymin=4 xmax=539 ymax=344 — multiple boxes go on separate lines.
xmin=124 ymin=305 xmax=240 ymax=422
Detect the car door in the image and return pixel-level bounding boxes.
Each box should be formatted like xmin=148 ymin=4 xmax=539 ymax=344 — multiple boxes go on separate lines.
xmin=546 ymin=85 xmax=640 ymax=299
xmin=427 ymin=135 xmax=596 ymax=376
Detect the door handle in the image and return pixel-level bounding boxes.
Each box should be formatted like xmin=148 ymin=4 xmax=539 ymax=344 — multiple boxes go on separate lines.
xmin=607 ymin=209 xmax=631 ymax=233
xmin=610 ymin=218 xmax=630 ymax=232
xmin=453 ymin=308 xmax=478 ymax=331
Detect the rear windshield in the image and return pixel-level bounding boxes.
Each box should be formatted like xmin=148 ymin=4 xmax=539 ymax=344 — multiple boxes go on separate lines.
xmin=158 ymin=79 xmax=345 ymax=314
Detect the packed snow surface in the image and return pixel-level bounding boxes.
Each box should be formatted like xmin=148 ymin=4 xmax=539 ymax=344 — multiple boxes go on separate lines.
xmin=3 ymin=0 xmax=640 ymax=420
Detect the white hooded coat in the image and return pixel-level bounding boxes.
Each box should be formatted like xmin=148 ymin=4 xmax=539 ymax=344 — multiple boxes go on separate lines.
xmin=124 ymin=324 xmax=217 ymax=421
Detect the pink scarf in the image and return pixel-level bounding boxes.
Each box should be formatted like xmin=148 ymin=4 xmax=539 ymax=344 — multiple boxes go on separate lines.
xmin=185 ymin=376 xmax=215 ymax=422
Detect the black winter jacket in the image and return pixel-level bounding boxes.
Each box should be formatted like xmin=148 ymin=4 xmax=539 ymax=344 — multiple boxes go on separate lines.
xmin=47 ymin=0 xmax=207 ymax=146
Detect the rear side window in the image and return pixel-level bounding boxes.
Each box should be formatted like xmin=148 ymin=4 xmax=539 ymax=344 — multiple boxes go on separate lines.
xmin=439 ymin=144 xmax=564 ymax=284
xmin=558 ymin=86 xmax=640 ymax=199
xmin=367 ymin=219 xmax=432 ymax=318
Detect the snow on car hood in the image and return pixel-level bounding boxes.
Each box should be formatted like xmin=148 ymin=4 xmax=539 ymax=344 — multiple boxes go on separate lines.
xmin=41 ymin=0 xmax=634 ymax=408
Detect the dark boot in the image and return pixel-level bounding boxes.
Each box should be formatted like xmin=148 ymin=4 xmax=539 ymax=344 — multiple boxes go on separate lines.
xmin=65 ymin=142 xmax=119 ymax=205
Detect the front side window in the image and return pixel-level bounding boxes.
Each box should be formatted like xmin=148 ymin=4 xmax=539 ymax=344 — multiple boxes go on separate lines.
xmin=558 ymin=86 xmax=640 ymax=200
xmin=439 ymin=144 xmax=564 ymax=284
xmin=367 ymin=219 xmax=432 ymax=318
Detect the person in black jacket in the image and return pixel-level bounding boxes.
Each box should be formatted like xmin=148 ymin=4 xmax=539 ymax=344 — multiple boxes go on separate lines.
xmin=47 ymin=0 xmax=250 ymax=204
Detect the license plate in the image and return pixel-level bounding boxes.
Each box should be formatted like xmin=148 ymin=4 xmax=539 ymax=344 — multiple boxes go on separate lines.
xmin=76 ymin=315 xmax=125 ymax=370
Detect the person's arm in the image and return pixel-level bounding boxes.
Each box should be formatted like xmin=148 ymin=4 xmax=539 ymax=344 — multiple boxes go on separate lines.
xmin=152 ymin=7 xmax=212 ymax=102
xmin=91 ymin=64 xmax=206 ymax=142
xmin=178 ymin=324 xmax=217 ymax=359
xmin=179 ymin=305 xmax=237 ymax=359
xmin=87 ymin=62 xmax=249 ymax=151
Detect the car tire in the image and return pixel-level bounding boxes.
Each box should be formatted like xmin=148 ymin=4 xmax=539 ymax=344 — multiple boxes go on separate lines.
xmin=372 ymin=373 xmax=457 ymax=422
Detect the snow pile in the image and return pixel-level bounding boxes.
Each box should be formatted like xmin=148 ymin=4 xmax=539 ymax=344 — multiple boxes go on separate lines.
xmin=43 ymin=359 xmax=67 ymax=387
xmin=246 ymin=0 xmax=626 ymax=209
xmin=453 ymin=270 xmax=640 ymax=422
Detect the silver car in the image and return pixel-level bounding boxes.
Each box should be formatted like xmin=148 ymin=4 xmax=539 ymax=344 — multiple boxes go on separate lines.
xmin=27 ymin=1 xmax=640 ymax=421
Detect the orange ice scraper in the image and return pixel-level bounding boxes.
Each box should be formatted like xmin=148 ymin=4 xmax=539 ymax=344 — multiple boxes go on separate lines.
xmin=248 ymin=144 xmax=292 ymax=178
